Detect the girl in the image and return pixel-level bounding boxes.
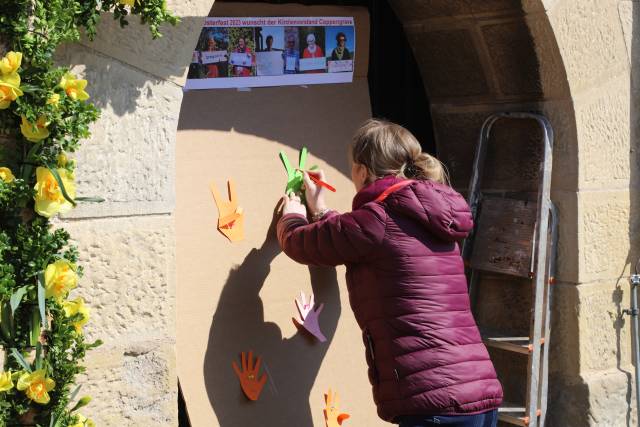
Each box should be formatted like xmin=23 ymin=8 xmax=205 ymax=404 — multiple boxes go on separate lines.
xmin=277 ymin=119 xmax=503 ymax=427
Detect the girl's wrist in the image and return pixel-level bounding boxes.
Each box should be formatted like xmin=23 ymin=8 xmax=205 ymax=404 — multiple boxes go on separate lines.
xmin=310 ymin=207 xmax=330 ymax=222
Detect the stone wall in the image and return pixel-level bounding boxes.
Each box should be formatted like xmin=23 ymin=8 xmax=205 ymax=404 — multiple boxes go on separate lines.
xmin=53 ymin=0 xmax=640 ymax=425
xmin=390 ymin=0 xmax=639 ymax=425
xmin=53 ymin=1 xmax=211 ymax=424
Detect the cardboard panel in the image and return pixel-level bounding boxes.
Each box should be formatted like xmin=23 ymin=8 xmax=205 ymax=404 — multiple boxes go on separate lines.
xmin=176 ymin=79 xmax=384 ymax=426
xmin=176 ymin=7 xmax=382 ymax=425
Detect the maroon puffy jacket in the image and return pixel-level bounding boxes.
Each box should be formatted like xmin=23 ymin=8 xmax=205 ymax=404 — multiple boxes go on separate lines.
xmin=277 ymin=175 xmax=503 ymax=422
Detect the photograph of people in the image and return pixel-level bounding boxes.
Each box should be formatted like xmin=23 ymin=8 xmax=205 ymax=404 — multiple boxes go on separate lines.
xmin=255 ymin=26 xmax=285 ymax=76
xmin=302 ymin=33 xmax=323 ymax=59
xmin=204 ymin=34 xmax=227 ymax=78
xmin=232 ymin=36 xmax=252 ymax=76
xmin=265 ymin=36 xmax=275 ymax=51
xmin=228 ymin=28 xmax=256 ymax=77
xmin=186 ymin=50 xmax=203 ymax=79
xmin=189 ymin=27 xmax=229 ymax=79
xmin=330 ymin=32 xmax=352 ymax=60
xmin=325 ymin=26 xmax=355 ymax=73
xmin=283 ymin=28 xmax=300 ymax=74
xmin=299 ymin=27 xmax=326 ymax=73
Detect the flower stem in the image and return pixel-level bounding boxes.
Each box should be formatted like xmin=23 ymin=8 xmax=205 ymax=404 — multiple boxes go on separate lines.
xmin=29 ymin=305 xmax=40 ymax=347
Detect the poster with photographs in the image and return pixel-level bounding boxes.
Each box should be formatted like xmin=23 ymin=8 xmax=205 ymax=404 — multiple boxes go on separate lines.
xmin=185 ymin=17 xmax=355 ymax=89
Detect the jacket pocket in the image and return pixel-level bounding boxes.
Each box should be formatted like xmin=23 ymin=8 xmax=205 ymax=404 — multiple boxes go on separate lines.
xmin=364 ymin=329 xmax=379 ymax=385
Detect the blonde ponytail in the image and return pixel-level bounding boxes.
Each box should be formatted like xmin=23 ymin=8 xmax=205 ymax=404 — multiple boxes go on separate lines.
xmin=351 ymin=119 xmax=449 ymax=185
xmin=403 ymin=152 xmax=450 ymax=185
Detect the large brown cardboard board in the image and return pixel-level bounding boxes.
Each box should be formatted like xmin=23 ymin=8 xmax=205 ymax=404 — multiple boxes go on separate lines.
xmin=176 ymin=5 xmax=385 ymax=426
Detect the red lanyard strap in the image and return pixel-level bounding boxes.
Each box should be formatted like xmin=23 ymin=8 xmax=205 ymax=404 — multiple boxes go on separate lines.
xmin=373 ymin=180 xmax=414 ymax=203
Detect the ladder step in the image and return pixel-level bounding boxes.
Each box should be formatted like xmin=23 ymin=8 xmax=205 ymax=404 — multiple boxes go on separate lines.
xmin=498 ymin=401 xmax=528 ymax=426
xmin=481 ymin=330 xmax=531 ymax=354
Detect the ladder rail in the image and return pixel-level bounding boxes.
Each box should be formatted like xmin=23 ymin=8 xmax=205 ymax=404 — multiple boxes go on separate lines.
xmin=538 ymin=202 xmax=558 ymax=427
xmin=462 ymin=112 xmax=555 ymax=427
xmin=526 ymin=114 xmax=553 ymax=426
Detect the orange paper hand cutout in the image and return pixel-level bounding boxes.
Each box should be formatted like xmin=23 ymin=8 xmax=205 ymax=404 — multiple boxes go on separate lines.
xmin=324 ymin=389 xmax=350 ymax=427
xmin=292 ymin=291 xmax=326 ymax=342
xmin=232 ymin=351 xmax=267 ymax=401
xmin=210 ymin=179 xmax=244 ymax=242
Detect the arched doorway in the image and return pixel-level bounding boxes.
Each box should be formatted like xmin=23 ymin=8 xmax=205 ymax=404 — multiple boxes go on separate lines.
xmin=175 ymin=2 xmax=579 ymax=427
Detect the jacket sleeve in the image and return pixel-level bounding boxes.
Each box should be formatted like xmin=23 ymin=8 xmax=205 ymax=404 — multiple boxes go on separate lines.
xmin=277 ymin=206 xmax=386 ymax=267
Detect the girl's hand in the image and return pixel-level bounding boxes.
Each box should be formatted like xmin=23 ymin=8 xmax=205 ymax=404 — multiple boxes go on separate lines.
xmin=282 ymin=192 xmax=307 ymax=217
xmin=302 ymin=170 xmax=328 ymax=215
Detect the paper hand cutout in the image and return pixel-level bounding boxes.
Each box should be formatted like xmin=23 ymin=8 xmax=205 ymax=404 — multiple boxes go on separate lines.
xmin=292 ymin=291 xmax=326 ymax=342
xmin=324 ymin=388 xmax=350 ymax=427
xmin=279 ymin=147 xmax=309 ymax=195
xmin=232 ymin=351 xmax=267 ymax=401
xmin=210 ymin=179 xmax=244 ymax=242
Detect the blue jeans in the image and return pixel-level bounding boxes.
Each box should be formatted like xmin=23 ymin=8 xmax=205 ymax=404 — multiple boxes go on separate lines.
xmin=398 ymin=409 xmax=498 ymax=427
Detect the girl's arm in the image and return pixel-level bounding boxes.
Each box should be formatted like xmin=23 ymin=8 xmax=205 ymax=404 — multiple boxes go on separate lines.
xmin=277 ymin=206 xmax=386 ymax=267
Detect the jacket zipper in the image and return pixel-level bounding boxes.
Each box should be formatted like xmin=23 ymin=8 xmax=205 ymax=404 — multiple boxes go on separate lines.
xmin=365 ymin=330 xmax=379 ymax=384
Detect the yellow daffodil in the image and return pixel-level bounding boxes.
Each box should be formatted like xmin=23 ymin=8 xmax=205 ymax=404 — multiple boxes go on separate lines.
xmin=120 ymin=0 xmax=135 ymax=5
xmin=0 ymin=51 xmax=22 ymax=75
xmin=57 ymin=153 xmax=68 ymax=167
xmin=0 ymin=51 xmax=23 ymax=110
xmin=34 ymin=166 xmax=76 ymax=217
xmin=17 ymin=369 xmax=55 ymax=404
xmin=45 ymin=259 xmax=78 ymax=299
xmin=47 ymin=93 xmax=61 ymax=107
xmin=0 ymin=371 xmax=13 ymax=392
xmin=0 ymin=72 xmax=23 ymax=110
xmin=0 ymin=167 xmax=14 ymax=183
xmin=0 ymin=82 xmax=22 ymax=109
xmin=20 ymin=115 xmax=50 ymax=143
xmin=63 ymin=297 xmax=90 ymax=333
xmin=59 ymin=73 xmax=89 ymax=101
xmin=68 ymin=413 xmax=95 ymax=427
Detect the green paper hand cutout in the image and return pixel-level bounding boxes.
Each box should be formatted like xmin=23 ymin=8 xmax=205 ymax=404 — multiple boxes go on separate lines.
xmin=279 ymin=147 xmax=308 ymax=195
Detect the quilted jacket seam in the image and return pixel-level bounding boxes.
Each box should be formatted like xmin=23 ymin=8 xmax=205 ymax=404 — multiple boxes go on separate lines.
xmin=383 ymin=376 xmax=500 ymax=403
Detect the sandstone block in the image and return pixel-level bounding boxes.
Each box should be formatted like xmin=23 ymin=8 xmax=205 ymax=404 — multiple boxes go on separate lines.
xmin=574 ymin=74 xmax=631 ymax=189
xmin=540 ymin=99 xmax=579 ymax=192
xmin=549 ymin=282 xmax=580 ymax=379
xmin=54 ymin=44 xmax=181 ymax=218
xmin=525 ymin=14 xmax=572 ymax=99
xmin=406 ymin=27 xmax=491 ymax=101
xmin=576 ymin=281 xmax=632 ymax=372
xmin=578 ymin=189 xmax=638 ymax=283
xmin=552 ymin=190 xmax=579 ymax=284
xmin=79 ymin=6 xmax=210 ymax=86
xmin=481 ymin=20 xmax=543 ymax=97
xmin=549 ymin=367 xmax=636 ymax=427
xmin=57 ymin=215 xmax=175 ymax=344
xmin=78 ymin=342 xmax=177 ymax=426
xmin=547 ymin=0 xmax=628 ymax=95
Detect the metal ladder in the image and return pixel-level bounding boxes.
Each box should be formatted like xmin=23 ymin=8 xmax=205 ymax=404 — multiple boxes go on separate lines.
xmin=462 ymin=112 xmax=558 ymax=427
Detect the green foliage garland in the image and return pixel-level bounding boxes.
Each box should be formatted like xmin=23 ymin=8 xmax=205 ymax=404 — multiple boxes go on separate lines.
xmin=0 ymin=1 xmax=176 ymax=425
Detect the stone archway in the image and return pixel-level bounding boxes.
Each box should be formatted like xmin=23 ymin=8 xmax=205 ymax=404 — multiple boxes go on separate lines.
xmin=388 ymin=2 xmax=638 ymax=425
xmin=58 ymin=1 xmax=637 ymax=425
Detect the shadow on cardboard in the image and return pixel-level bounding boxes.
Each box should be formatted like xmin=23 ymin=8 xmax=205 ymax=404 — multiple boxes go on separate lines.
xmin=202 ymin=202 xmax=341 ymax=425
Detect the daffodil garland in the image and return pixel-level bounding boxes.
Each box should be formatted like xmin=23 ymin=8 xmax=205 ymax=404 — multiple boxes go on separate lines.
xmin=0 ymin=1 xmax=177 ymax=426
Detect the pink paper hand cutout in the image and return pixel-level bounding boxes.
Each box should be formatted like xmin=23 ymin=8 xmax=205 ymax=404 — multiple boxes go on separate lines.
xmin=292 ymin=291 xmax=326 ymax=342
xmin=232 ymin=350 xmax=267 ymax=401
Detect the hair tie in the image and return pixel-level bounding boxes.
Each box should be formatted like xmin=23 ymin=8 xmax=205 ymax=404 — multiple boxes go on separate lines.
xmin=404 ymin=159 xmax=418 ymax=178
